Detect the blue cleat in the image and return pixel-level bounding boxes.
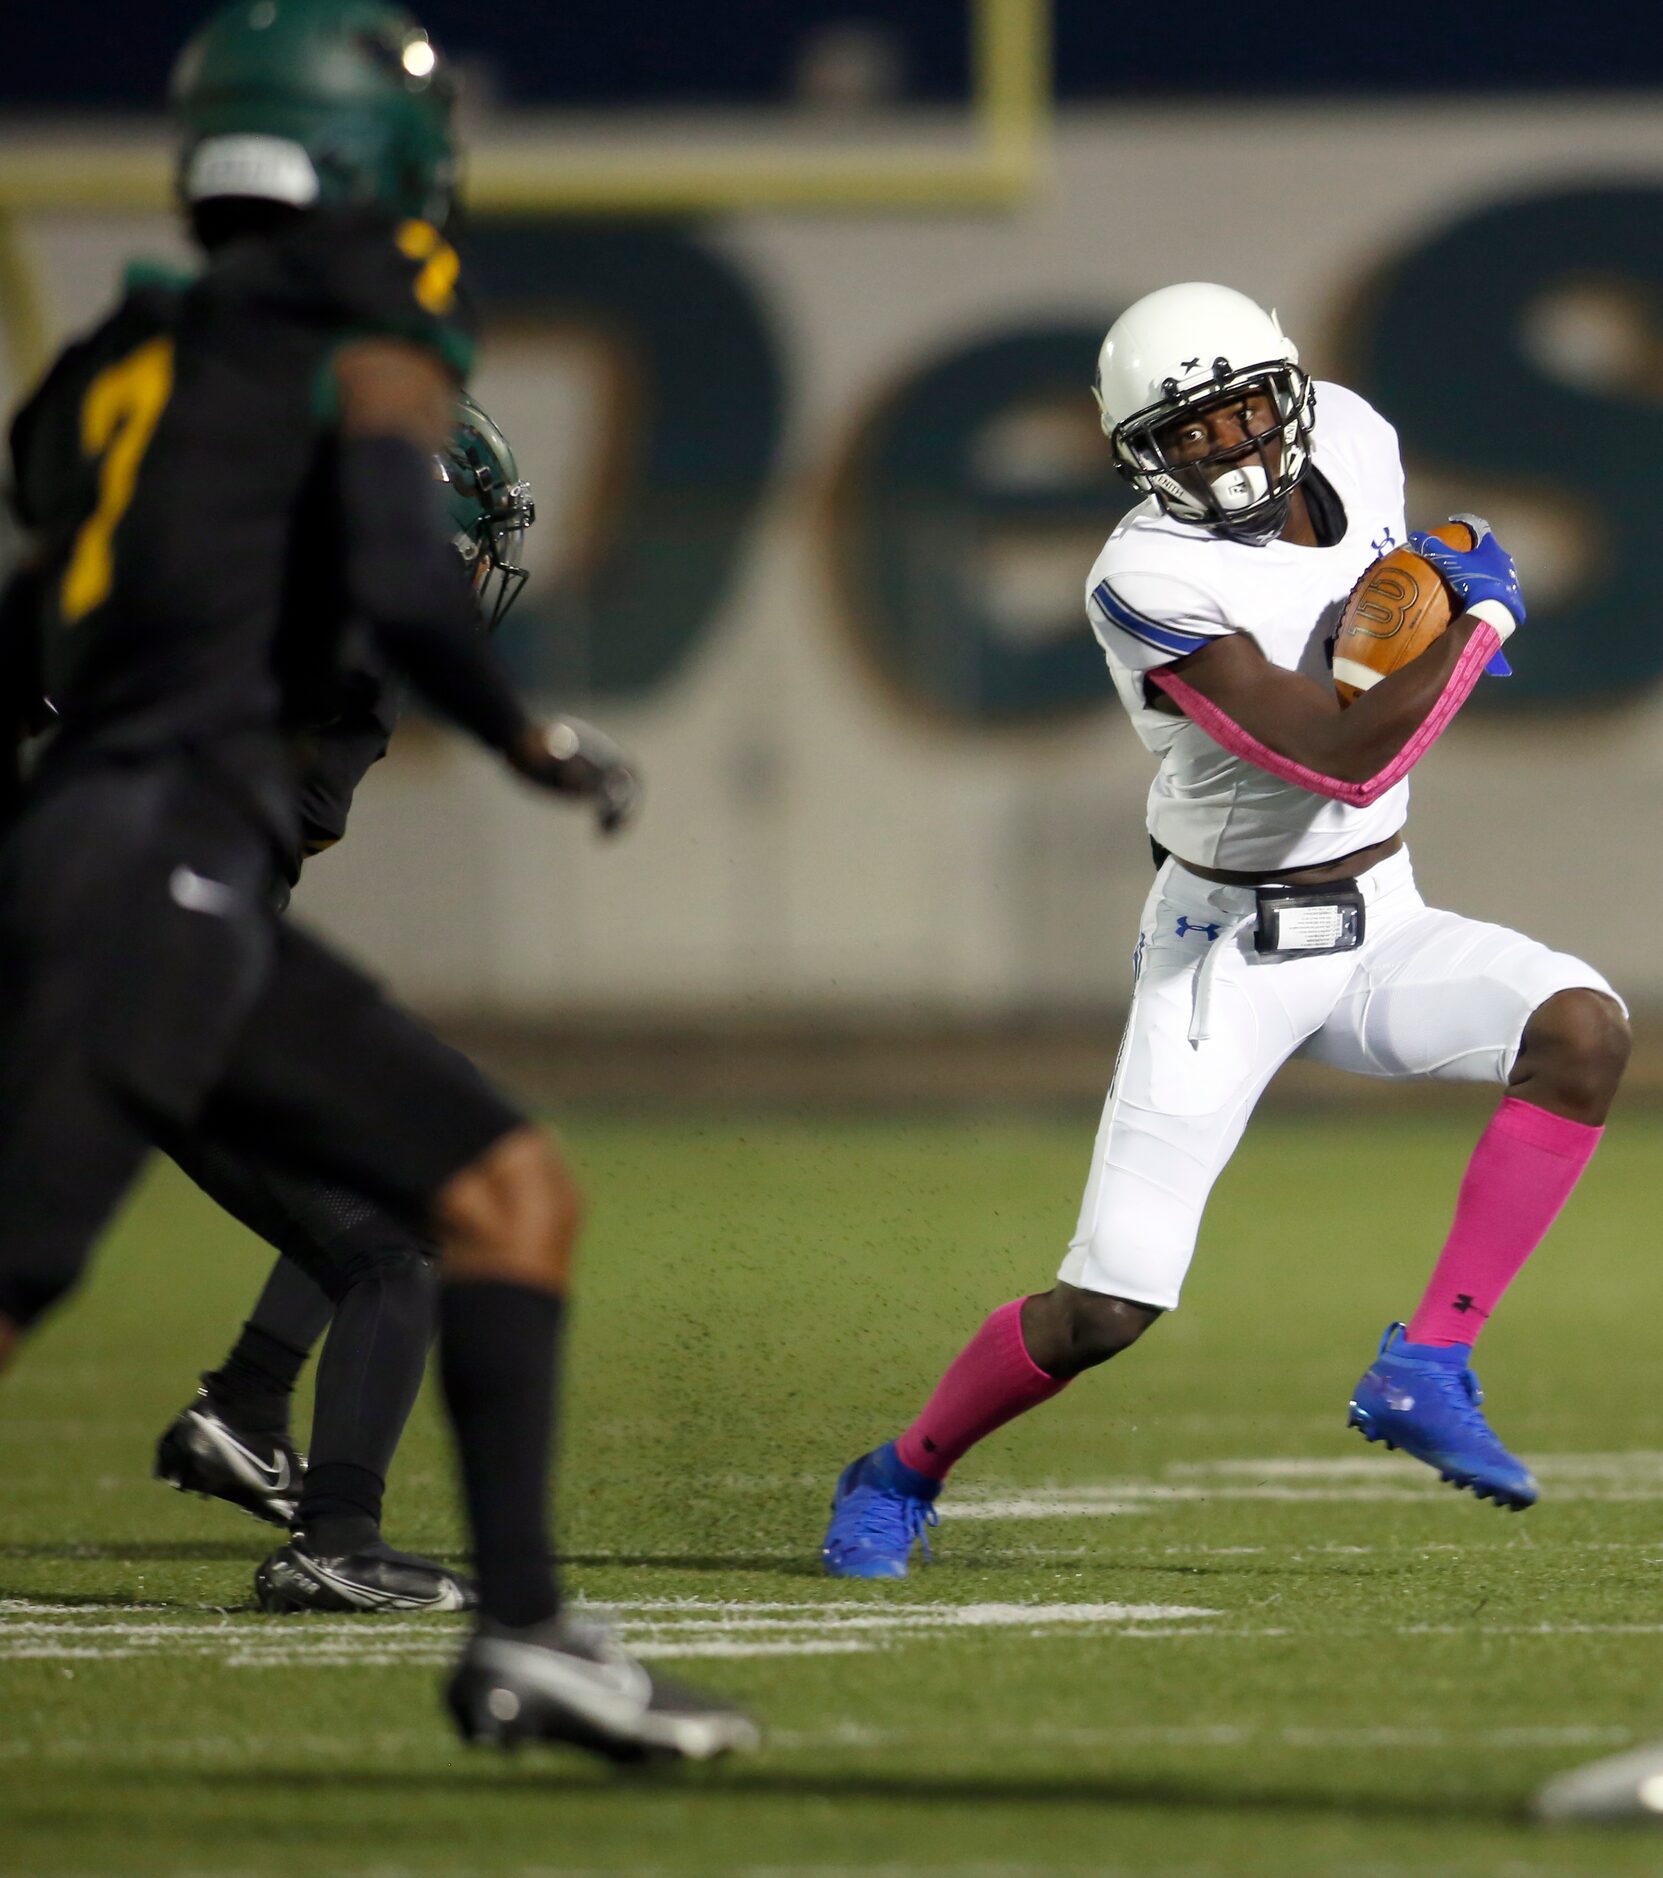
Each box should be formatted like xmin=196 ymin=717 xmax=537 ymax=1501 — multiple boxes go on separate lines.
xmin=1347 ymin=1322 xmax=1538 ymax=1510
xmin=822 ymin=1442 xmax=941 ymax=1579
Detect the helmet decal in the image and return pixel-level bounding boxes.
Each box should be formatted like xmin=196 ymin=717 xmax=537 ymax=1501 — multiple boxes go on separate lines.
xmin=184 ymin=133 xmax=320 ymax=206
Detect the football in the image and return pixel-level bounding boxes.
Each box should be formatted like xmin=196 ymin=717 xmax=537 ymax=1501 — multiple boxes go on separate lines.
xmin=1331 ymin=519 xmax=1476 ymax=705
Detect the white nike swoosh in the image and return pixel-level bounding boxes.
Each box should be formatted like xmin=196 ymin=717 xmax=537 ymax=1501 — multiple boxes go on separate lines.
xmin=169 ymin=866 xmax=239 ymax=917
xmin=188 ymin=1410 xmax=291 ymax=1491
xmin=475 ymin=1636 xmax=653 ymax=1731
xmin=470 ymin=1634 xmax=761 ymax=1759
xmin=305 ymin=1557 xmax=470 ymax=1613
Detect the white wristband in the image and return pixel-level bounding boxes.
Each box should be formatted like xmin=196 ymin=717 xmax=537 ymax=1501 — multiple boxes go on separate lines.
xmin=1466 ymin=598 xmax=1518 ymax=643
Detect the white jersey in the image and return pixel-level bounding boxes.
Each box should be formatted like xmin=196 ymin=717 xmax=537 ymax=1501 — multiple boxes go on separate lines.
xmin=1086 ymin=381 xmax=1408 ymax=872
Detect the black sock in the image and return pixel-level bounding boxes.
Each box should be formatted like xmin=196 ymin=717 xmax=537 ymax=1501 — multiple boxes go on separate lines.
xmin=439 ymin=1282 xmax=564 ymax=1629
xmin=202 ymin=1257 xmax=335 ymax=1432
xmin=243 ymin=1255 xmax=336 ymax=1355
xmin=295 ymin=1255 xmax=436 ymax=1548
xmin=296 ymin=1462 xmax=383 ymax=1557
xmin=204 ymin=1323 xmax=309 ymax=1434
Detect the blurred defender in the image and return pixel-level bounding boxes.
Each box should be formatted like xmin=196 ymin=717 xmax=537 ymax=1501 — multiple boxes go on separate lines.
xmin=822 ymin=283 xmax=1629 ymax=1578
xmin=0 ymin=0 xmax=755 ymax=1760
xmin=152 ymin=395 xmax=534 ymax=1616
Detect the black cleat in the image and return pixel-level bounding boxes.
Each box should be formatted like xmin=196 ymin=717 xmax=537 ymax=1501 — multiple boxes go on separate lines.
xmin=447 ymin=1617 xmax=761 ymax=1764
xmin=255 ymin=1537 xmax=478 ymax=1614
xmin=154 ymin=1391 xmax=304 ymax=1528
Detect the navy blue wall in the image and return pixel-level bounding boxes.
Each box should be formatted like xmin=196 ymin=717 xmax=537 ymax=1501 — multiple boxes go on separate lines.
xmin=0 ymin=2 xmax=1650 ymax=109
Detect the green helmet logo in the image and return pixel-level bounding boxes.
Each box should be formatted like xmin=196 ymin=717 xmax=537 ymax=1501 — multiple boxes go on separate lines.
xmin=171 ymin=0 xmax=458 ymax=227
xmin=438 ymin=393 xmax=535 ymax=630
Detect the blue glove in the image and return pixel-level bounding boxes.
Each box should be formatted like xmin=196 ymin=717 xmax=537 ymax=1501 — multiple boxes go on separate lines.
xmin=1407 ymin=513 xmax=1522 ymax=677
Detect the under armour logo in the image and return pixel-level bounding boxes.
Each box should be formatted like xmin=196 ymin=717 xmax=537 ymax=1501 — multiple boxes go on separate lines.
xmin=1452 ymin=1293 xmax=1477 ymax=1314
xmin=1371 ymin=528 xmax=1397 ymax=556
xmin=1175 ymin=916 xmax=1221 ymax=941
xmin=1180 ymin=356 xmax=1201 ymax=372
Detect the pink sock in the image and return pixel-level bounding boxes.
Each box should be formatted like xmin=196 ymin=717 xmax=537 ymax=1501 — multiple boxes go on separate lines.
xmin=1406 ymin=1096 xmax=1603 ymax=1348
xmin=895 ymin=1298 xmax=1068 ymax=1482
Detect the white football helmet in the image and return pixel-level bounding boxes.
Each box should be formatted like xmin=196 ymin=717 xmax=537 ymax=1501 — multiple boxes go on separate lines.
xmin=1091 ymin=282 xmax=1316 ymax=536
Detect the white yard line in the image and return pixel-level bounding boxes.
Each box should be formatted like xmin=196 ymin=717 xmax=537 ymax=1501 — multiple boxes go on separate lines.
xmin=948 ymin=1499 xmax=1153 ymax=1518
xmin=0 ymin=1696 xmax=1633 ymax=1760
xmin=950 ymin=1483 xmax=1663 ymax=1515
xmin=7 ymin=1447 xmax=1663 ymax=1675
xmin=768 ymin=1721 xmax=1636 ymax=1753
xmin=606 ymin=1603 xmax=1222 ymax=1627
xmin=0 ymin=1597 xmax=1224 ymax=1667
xmin=944 ymin=1449 xmax=1663 ymax=1516
xmin=947 ymin=1487 xmax=1446 ymax=1517
xmin=0 ymin=1601 xmax=1216 ymax=1636
xmin=1169 ymin=1452 xmax=1663 ymax=1480
xmin=734 ymin=1450 xmax=1663 ymax=1494
xmin=8 ymin=1608 xmax=1663 ymax=1666
xmin=214 ymin=1640 xmax=881 ymax=1666
xmin=633 ymin=1639 xmax=875 ymax=1660
xmin=0 ymin=1599 xmax=184 ymax=1617
xmin=585 ymin=1597 xmax=1210 ymax=1616
xmin=1 ymin=1639 xmax=878 ymax=1667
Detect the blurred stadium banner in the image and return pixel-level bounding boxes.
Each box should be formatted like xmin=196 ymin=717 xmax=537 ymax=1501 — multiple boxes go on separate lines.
xmin=0 ymin=0 xmax=1048 ymax=386
xmin=4 ymin=85 xmax=1663 ymax=1022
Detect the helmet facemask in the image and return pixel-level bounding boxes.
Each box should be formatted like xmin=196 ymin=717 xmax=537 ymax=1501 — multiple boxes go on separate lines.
xmin=438 ymin=459 xmax=534 ymax=631
xmin=476 ymin=481 xmax=535 ymax=629
xmin=1107 ymin=358 xmax=1315 ymax=541
xmin=436 ymin=393 xmax=535 ymax=628
xmin=451 ymin=466 xmax=535 ymax=629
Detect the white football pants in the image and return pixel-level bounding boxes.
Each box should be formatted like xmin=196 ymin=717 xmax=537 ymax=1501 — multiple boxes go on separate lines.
xmin=1057 ymin=847 xmax=1620 ymax=1311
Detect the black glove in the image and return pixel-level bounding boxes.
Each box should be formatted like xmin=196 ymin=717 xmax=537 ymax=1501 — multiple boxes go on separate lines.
xmin=510 ymin=716 xmax=641 ymax=834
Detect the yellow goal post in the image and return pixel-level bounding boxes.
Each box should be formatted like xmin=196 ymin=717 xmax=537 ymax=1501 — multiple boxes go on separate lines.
xmin=0 ymin=0 xmax=1051 ymax=385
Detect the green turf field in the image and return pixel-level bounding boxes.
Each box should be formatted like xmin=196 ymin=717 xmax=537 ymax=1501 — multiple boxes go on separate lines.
xmin=5 ymin=1107 xmax=1663 ymax=1876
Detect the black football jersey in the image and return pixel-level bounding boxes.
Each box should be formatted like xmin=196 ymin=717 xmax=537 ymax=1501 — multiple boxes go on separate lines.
xmin=7 ymin=209 xmax=473 ymax=777
xmin=291 ymin=662 xmax=403 ymax=880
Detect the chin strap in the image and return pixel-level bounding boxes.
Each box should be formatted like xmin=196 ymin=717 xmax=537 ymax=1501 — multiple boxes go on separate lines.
xmin=1149 ymin=619 xmax=1504 ymax=808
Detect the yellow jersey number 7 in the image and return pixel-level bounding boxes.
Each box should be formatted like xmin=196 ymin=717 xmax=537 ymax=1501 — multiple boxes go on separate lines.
xmin=61 ymin=334 xmax=175 ymax=626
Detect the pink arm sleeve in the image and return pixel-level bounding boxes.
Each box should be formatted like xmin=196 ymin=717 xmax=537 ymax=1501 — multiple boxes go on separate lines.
xmin=1147 ymin=621 xmax=1502 ymax=807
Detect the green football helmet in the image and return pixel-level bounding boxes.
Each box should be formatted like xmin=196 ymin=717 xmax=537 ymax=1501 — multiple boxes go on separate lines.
xmin=171 ymin=0 xmax=458 ymax=227
xmin=438 ymin=393 xmax=535 ymax=630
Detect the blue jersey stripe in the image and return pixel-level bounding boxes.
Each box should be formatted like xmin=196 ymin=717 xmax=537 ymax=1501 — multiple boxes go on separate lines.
xmin=1090 ymin=580 xmax=1218 ymax=657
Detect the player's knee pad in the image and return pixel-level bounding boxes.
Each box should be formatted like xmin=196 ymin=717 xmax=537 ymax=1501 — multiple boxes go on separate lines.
xmin=1064 ymin=1186 xmax=1200 ymax=1318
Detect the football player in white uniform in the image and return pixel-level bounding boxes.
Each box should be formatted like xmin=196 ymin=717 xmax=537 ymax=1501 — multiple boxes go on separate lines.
xmin=822 ymin=282 xmax=1630 ymax=1577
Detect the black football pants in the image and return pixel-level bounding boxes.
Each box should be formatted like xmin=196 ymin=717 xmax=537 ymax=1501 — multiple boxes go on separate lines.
xmin=168 ymin=1135 xmax=439 ymax=1539
xmin=0 ymin=758 xmax=519 ymax=1329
